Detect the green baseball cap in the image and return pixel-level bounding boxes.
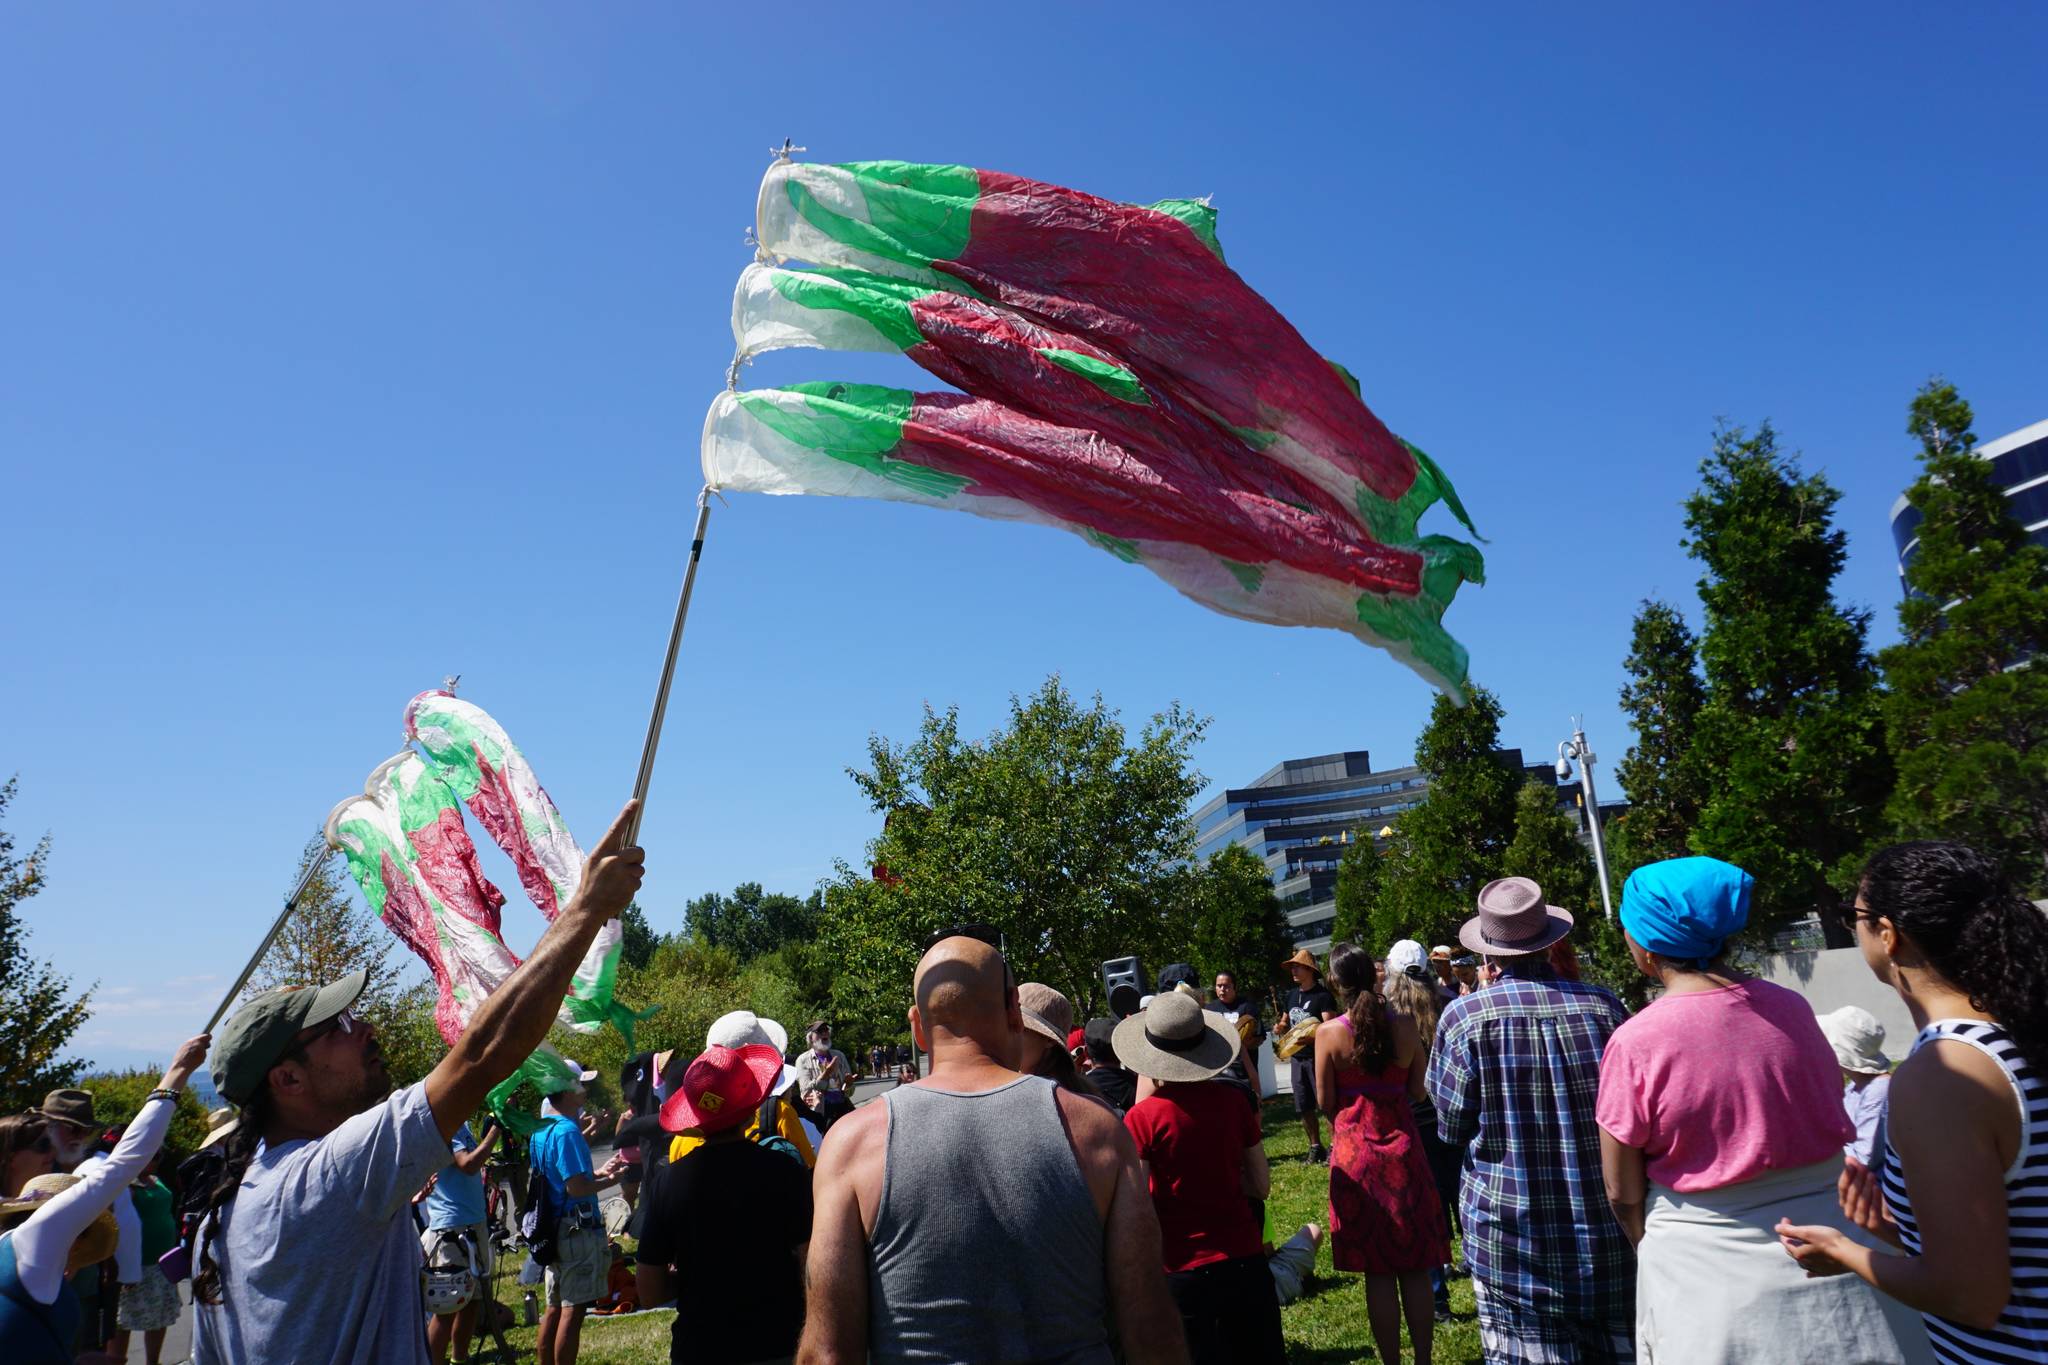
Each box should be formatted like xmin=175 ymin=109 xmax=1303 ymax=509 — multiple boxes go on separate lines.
xmin=211 ymin=970 xmax=368 ymax=1105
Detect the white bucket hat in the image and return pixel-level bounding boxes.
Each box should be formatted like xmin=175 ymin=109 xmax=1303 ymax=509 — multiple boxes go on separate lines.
xmin=706 ymin=1010 xmax=791 ymax=1058
xmin=1816 ymin=1006 xmax=1890 ymax=1075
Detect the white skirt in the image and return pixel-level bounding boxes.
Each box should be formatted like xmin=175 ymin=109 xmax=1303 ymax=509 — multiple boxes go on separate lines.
xmin=1638 ymin=1159 xmax=1930 ymax=1365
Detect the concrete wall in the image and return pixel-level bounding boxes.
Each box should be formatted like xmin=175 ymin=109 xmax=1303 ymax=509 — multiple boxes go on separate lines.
xmin=1756 ymin=946 xmax=1916 ymax=1067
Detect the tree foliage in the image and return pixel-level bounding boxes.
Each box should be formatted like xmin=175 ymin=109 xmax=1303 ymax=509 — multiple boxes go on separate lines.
xmin=0 ymin=776 xmax=93 ymax=1113
xmin=249 ymin=836 xmax=401 ymax=1013
xmin=1608 ymin=600 xmax=1706 ymax=878
xmin=1179 ymin=844 xmax=1294 ymax=1002
xmin=1683 ymin=422 xmax=1890 ymax=935
xmin=1880 ymin=380 xmax=2048 ymax=892
xmin=1504 ymin=780 xmax=1596 ymax=916
xmin=685 ymin=883 xmax=819 ymax=963
xmin=819 ymin=675 xmax=1208 ymax=1039
xmin=78 ymin=1067 xmax=212 ymax=1159
xmin=617 ymin=902 xmax=659 ymax=971
xmin=1371 ymin=686 xmax=1521 ymax=949
xmin=1330 ymin=833 xmax=1383 ymax=950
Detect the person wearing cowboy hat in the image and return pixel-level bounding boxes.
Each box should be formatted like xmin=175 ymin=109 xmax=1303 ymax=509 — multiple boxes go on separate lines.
xmin=1279 ymin=948 xmax=1340 ymax=1164
xmin=660 ymin=1011 xmax=820 ymax=1170
xmin=1422 ymin=876 xmax=1636 ymax=1362
xmin=1117 ymin=990 xmax=1284 ymax=1363
xmin=635 ymin=1043 xmax=812 ymax=1365
xmin=0 ymin=1033 xmax=208 ymax=1365
xmin=1815 ymin=1005 xmax=1893 ymax=1167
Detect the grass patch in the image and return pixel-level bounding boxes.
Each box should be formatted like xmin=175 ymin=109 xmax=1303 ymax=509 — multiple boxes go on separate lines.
xmin=1266 ymin=1098 xmax=1484 ymax=1364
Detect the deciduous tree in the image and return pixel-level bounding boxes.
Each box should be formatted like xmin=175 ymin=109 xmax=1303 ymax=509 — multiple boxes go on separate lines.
xmin=0 ymin=776 xmax=93 ymax=1113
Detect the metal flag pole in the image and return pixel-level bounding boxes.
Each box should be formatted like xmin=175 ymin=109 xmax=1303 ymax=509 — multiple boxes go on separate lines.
xmin=625 ymin=484 xmax=716 ymax=845
xmin=204 ymin=849 xmax=332 ymax=1033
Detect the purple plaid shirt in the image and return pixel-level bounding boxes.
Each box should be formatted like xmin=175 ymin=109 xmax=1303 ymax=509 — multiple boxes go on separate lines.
xmin=1426 ymin=964 xmax=1636 ymax=1321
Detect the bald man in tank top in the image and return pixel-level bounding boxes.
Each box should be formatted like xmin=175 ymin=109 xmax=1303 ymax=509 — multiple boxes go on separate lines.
xmin=799 ymin=935 xmax=1188 ymax=1365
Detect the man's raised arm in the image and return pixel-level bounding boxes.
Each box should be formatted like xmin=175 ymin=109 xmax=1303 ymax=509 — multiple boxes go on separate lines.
xmin=424 ymin=801 xmax=645 ymax=1138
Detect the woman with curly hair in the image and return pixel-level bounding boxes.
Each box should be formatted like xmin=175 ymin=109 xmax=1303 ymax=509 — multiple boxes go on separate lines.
xmin=1779 ymin=841 xmax=2048 ymax=1364
xmin=1317 ymin=941 xmax=1450 ymax=1365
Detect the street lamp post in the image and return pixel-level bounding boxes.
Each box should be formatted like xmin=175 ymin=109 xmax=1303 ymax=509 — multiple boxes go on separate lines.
xmin=1556 ymin=718 xmax=1617 ymax=921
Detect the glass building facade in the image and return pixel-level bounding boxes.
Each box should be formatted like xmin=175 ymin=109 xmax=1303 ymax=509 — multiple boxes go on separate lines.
xmin=1890 ymin=417 xmax=2048 ymax=598
xmin=1190 ymin=748 xmax=1556 ymax=952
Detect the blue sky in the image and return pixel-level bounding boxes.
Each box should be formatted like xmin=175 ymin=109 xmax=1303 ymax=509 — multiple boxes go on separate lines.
xmin=6 ymin=4 xmax=2043 ymax=1067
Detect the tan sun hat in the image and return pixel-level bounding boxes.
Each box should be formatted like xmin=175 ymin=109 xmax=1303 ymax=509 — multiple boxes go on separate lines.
xmin=1111 ymin=991 xmax=1241 ymax=1084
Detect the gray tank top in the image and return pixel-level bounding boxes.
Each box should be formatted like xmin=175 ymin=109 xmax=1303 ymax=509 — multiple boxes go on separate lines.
xmin=867 ymin=1075 xmax=1113 ymax=1365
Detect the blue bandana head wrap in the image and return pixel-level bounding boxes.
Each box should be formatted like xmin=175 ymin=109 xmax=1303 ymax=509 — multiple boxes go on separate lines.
xmin=1619 ymin=857 xmax=1754 ymax=962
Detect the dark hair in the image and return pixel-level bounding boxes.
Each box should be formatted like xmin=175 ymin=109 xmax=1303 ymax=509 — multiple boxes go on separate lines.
xmin=0 ymin=1114 xmax=50 ymax=1199
xmin=1327 ymin=942 xmax=1391 ymax=1072
xmin=1213 ymin=969 xmax=1237 ymax=986
xmin=1030 ymin=1041 xmax=1101 ymax=1100
xmin=191 ymin=1085 xmax=276 ymax=1306
xmin=1861 ymin=841 xmax=2048 ymax=1074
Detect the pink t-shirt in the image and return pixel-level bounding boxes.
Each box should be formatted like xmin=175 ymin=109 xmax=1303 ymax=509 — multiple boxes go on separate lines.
xmin=1595 ymin=979 xmax=1853 ymax=1192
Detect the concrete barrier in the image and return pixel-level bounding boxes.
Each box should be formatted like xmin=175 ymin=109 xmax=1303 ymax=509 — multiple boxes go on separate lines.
xmin=1756 ymin=947 xmax=1916 ymax=1066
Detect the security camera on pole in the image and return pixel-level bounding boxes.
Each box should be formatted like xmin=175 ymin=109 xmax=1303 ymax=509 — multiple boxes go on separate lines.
xmin=1555 ymin=718 xmax=1616 ymax=921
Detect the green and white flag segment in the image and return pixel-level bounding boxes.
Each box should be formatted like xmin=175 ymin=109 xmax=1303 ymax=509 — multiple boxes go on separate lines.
xmin=324 ymin=692 xmax=652 ymax=1132
xmin=703 ymin=159 xmax=1485 ymax=695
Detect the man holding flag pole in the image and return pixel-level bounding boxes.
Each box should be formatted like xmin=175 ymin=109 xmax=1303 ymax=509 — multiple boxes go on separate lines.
xmin=187 ymin=799 xmax=648 ymax=1365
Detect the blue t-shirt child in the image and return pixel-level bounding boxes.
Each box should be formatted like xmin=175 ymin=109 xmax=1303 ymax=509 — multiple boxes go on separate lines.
xmin=526 ymin=1115 xmax=598 ymax=1222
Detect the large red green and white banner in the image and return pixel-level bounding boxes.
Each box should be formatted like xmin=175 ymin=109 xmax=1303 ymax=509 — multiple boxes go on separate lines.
xmin=324 ymin=692 xmax=650 ymax=1129
xmin=702 ymin=159 xmax=1484 ymax=694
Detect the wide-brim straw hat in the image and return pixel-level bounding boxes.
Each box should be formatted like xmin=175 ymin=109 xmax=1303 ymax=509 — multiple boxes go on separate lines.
xmin=1111 ymin=991 xmax=1241 ymax=1084
xmin=1 ymin=1174 xmax=119 ymax=1270
xmin=198 ymin=1108 xmax=240 ymax=1151
xmin=1459 ymin=877 xmax=1574 ymax=957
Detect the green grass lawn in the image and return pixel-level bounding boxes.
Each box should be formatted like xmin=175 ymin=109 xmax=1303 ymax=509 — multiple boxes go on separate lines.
xmin=1264 ymin=1098 xmax=1485 ymax=1364
xmin=466 ymin=1099 xmax=1483 ymax=1364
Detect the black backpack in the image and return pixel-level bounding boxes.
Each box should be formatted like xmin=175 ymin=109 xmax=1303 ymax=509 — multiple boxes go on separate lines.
xmin=519 ymin=1158 xmax=560 ymax=1266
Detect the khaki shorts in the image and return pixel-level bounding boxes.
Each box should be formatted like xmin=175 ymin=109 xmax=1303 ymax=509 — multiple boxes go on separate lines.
xmin=544 ymin=1222 xmax=607 ymax=1307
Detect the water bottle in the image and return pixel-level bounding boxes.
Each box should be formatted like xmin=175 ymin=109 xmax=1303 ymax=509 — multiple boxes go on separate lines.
xmin=522 ymin=1289 xmax=538 ymax=1326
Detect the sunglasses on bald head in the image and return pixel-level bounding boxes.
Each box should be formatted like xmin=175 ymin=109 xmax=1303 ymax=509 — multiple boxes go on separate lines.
xmin=922 ymin=923 xmax=1005 ymax=954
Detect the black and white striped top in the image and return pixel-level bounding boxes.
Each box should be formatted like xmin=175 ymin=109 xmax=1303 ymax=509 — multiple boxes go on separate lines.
xmin=1880 ymin=1018 xmax=2048 ymax=1364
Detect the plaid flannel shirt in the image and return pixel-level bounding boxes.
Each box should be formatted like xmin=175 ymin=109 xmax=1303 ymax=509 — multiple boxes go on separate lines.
xmin=1426 ymin=964 xmax=1636 ymax=1322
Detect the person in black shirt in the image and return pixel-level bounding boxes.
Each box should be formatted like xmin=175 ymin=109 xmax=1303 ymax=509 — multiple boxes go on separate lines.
xmin=1280 ymin=949 xmax=1341 ymax=1163
xmin=1203 ymin=969 xmax=1266 ymax=1102
xmin=636 ymin=1043 xmax=813 ymax=1365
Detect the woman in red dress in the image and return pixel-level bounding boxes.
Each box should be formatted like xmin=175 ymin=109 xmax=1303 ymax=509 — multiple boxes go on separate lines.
xmin=1316 ymin=941 xmax=1451 ymax=1365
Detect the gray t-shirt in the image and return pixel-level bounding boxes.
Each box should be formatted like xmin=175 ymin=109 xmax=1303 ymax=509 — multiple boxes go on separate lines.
xmin=193 ymin=1081 xmax=449 ymax=1365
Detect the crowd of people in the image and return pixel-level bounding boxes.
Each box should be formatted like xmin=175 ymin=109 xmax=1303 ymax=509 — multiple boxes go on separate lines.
xmin=2 ymin=806 xmax=2044 ymax=1365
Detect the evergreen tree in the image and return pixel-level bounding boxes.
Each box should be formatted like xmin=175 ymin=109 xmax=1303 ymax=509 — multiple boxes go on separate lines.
xmin=617 ymin=901 xmax=659 ymax=970
xmin=1683 ymin=422 xmax=1891 ymax=937
xmin=1879 ymin=380 xmax=2048 ymax=891
xmin=249 ymin=836 xmax=401 ymax=1012
xmin=1371 ymin=686 xmax=1521 ymax=949
xmin=0 ymin=776 xmax=93 ymax=1112
xmin=1182 ymin=844 xmax=1294 ymax=1002
xmin=1503 ymin=780 xmax=1596 ymax=914
xmin=1330 ymin=831 xmax=1384 ymax=950
xmin=1609 ymin=600 xmax=1706 ymax=878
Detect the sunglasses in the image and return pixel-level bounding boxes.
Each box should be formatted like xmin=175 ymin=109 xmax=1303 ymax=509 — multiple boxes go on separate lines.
xmin=298 ymin=1008 xmax=361 ymax=1048
xmin=922 ymin=923 xmax=1005 ymax=953
xmin=1833 ymin=905 xmax=1883 ymax=933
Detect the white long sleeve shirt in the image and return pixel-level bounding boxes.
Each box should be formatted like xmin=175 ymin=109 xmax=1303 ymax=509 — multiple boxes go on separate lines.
xmin=13 ymin=1093 xmax=172 ymax=1303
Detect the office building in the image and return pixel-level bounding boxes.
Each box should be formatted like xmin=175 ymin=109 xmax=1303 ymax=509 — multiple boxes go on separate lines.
xmin=1190 ymin=748 xmax=1556 ymax=952
xmin=1890 ymin=416 xmax=2048 ymax=592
